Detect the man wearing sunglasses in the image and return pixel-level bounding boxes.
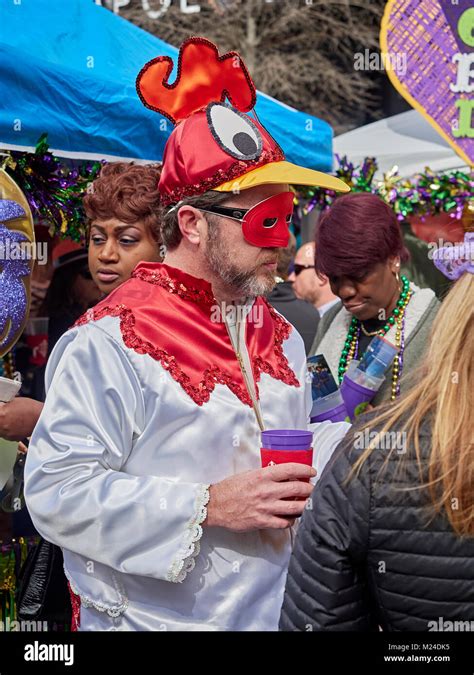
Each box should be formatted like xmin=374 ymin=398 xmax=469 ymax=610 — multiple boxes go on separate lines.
xmin=289 ymin=242 xmax=340 ymax=317
xmin=25 ymin=38 xmax=350 ymax=632
xmin=267 ymin=233 xmax=321 ymax=354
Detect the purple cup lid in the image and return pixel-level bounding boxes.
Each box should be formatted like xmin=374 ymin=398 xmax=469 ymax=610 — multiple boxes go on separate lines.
xmin=261 ymin=429 xmax=313 ymax=449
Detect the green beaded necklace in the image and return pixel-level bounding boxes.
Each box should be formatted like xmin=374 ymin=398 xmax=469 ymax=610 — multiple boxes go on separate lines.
xmin=338 ymin=275 xmax=412 ymax=389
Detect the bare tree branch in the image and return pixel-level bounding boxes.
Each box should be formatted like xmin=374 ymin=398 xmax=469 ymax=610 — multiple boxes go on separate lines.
xmin=123 ymin=0 xmax=388 ymax=133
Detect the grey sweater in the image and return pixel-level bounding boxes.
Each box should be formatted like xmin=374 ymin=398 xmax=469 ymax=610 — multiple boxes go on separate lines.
xmin=309 ymin=287 xmax=440 ymax=405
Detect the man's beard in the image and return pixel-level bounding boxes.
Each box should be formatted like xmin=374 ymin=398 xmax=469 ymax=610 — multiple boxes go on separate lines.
xmin=205 ymin=224 xmax=277 ymax=297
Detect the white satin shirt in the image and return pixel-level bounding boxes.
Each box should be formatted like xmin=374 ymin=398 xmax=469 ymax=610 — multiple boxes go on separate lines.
xmin=24 ymin=310 xmax=350 ymax=631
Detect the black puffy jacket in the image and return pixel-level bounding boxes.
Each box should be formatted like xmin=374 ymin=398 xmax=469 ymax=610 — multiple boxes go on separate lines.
xmin=280 ymin=414 xmax=474 ymax=631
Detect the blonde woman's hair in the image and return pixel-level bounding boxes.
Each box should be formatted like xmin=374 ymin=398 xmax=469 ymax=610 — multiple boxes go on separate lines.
xmin=350 ymin=273 xmax=474 ymax=536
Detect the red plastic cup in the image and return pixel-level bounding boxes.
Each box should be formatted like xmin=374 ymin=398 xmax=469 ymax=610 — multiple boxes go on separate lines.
xmin=260 ymin=447 xmax=314 ymax=468
xmin=261 ymin=429 xmax=313 ymax=482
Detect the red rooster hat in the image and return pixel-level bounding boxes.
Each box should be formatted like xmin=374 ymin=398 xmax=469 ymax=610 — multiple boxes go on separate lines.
xmin=137 ymin=37 xmax=349 ymax=206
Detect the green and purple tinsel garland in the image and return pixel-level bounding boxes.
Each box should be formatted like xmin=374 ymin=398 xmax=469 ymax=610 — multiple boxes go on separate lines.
xmin=1 ymin=134 xmax=102 ymax=244
xmin=295 ymin=155 xmax=473 ymax=222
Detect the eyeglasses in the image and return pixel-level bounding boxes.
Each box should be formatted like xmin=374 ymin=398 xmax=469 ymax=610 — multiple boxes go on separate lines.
xmin=196 ymin=204 xmax=292 ymax=229
xmin=293 ymin=263 xmax=315 ymax=276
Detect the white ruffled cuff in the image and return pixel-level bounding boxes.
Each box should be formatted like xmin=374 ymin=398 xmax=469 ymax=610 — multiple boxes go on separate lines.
xmin=166 ymin=483 xmax=210 ymax=584
xmin=64 ymin=567 xmax=129 ymax=618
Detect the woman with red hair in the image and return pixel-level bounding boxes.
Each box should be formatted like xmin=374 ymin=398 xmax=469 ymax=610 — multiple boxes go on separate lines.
xmin=0 ymin=162 xmax=163 ymax=438
xmin=309 ymin=193 xmax=439 ymax=405
xmin=85 ymin=162 xmax=163 ymax=296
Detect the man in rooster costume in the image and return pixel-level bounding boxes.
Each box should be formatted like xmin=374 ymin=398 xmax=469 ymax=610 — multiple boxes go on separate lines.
xmin=25 ymin=38 xmax=350 ymax=631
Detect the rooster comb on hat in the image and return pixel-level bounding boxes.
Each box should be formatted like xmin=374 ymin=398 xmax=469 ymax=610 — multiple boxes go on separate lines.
xmin=136 ymin=36 xmax=349 ymax=206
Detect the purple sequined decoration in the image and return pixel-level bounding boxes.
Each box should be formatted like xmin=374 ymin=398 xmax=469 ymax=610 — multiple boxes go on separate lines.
xmin=0 ymin=199 xmax=24 ymax=223
xmin=0 ymin=199 xmax=30 ymax=351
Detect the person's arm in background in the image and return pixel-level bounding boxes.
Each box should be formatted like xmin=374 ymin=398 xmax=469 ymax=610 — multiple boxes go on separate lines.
xmin=0 ymin=307 xmax=86 ymax=442
xmin=279 ymin=432 xmax=378 ymax=631
xmin=0 ymin=398 xmax=44 ymax=441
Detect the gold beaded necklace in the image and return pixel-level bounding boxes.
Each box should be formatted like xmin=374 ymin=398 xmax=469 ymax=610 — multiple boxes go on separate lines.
xmin=360 ymin=322 xmax=383 ymax=337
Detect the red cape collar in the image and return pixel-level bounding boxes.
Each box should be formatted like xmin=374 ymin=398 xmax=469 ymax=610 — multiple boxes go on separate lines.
xmin=75 ymin=262 xmax=299 ymax=406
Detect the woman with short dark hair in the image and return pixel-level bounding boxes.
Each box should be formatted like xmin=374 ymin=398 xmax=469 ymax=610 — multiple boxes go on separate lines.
xmin=309 ymin=193 xmax=439 ymax=405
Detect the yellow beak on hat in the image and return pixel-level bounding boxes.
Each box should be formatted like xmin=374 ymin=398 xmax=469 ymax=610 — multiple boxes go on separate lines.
xmin=214 ymin=160 xmax=350 ymax=193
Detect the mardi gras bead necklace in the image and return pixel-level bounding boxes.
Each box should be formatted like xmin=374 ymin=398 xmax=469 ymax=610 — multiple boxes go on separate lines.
xmin=338 ymin=275 xmax=412 ymax=400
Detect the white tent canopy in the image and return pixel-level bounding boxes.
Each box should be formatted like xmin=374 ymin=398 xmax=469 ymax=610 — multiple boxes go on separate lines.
xmin=334 ymin=110 xmax=467 ymax=178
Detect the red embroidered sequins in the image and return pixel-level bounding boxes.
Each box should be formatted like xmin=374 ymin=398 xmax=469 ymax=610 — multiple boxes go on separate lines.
xmin=73 ymin=266 xmax=300 ymax=406
xmin=161 ymin=149 xmax=285 ymax=206
xmin=254 ymin=299 xmax=300 ymax=388
xmin=75 ymin=303 xmax=254 ymax=407
xmin=131 ymin=266 xmax=215 ymax=306
xmin=68 ymin=582 xmax=81 ymax=631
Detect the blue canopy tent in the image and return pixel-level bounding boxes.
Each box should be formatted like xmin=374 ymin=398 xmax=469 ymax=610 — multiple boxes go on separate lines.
xmin=0 ymin=0 xmax=333 ymax=170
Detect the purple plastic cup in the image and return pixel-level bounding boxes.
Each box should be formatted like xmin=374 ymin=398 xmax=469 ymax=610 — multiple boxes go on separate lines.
xmin=310 ymin=402 xmax=348 ymax=423
xmin=340 ymin=376 xmax=376 ymax=420
xmin=261 ymin=429 xmax=313 ymax=451
xmin=310 ymin=389 xmax=349 ymax=424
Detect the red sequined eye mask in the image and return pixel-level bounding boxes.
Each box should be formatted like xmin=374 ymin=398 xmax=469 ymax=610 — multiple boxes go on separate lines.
xmin=196 ymin=191 xmax=294 ymax=248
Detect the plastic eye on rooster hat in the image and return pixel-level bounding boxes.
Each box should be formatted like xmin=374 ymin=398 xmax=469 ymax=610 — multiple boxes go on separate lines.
xmin=0 ymin=169 xmax=35 ymax=357
xmin=137 ymin=37 xmax=350 ymax=248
